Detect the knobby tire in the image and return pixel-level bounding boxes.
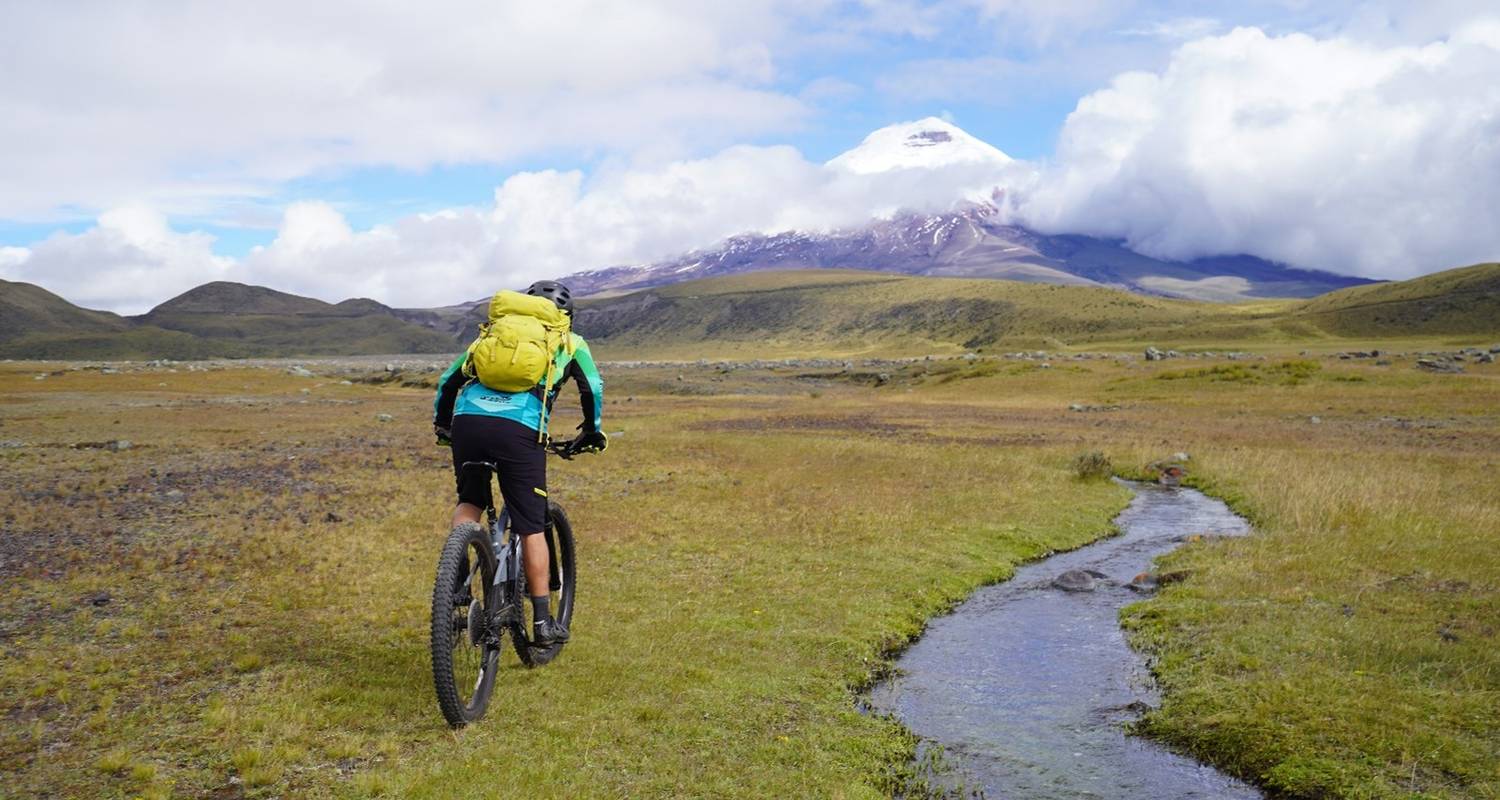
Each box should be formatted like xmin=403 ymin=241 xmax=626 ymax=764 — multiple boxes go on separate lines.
xmin=430 ymin=522 xmax=499 ymax=728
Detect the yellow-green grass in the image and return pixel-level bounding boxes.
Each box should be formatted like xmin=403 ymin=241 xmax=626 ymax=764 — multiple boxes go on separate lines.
xmin=2 ymin=351 xmax=1496 ymax=798
xmin=579 ymin=266 xmax=1500 ymax=360
xmin=0 ymin=363 xmax=1126 ymax=798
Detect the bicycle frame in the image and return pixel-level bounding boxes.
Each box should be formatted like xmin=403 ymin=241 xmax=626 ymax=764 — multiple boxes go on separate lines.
xmin=459 ymin=461 xmax=560 ymax=629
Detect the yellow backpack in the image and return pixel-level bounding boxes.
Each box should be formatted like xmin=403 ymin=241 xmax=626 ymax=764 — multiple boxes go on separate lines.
xmin=463 ymin=290 xmax=574 ymax=400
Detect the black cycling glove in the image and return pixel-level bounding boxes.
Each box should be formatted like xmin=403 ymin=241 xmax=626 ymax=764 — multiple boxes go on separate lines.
xmin=567 ymin=429 xmax=608 ymax=455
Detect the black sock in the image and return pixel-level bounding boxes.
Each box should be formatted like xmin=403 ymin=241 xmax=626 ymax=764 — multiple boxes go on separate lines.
xmin=530 ymin=594 xmax=552 ymax=623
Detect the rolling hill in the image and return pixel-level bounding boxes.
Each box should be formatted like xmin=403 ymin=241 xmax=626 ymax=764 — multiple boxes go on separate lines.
xmin=572 ymin=270 xmax=1289 ymax=358
xmin=573 ymin=264 xmax=1500 ymax=359
xmin=0 ymin=279 xmax=129 ymax=341
xmin=3 ymin=265 xmax=1495 ymax=361
xmin=0 ymin=280 xmax=457 ymax=359
xmin=1289 ymin=262 xmax=1500 ymax=337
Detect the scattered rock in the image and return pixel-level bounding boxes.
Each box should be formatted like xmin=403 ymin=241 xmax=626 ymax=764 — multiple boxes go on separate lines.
xmin=105 ymin=440 xmax=133 ymax=452
xmin=1309 ymin=415 xmax=1322 ymax=424
xmin=1052 ymin=569 xmax=1109 ymax=592
xmin=86 ymin=591 xmax=112 ymax=607
xmin=339 ymin=380 xmax=353 ymax=385
xmin=163 ymin=489 xmax=186 ymax=502
xmin=1068 ymin=403 xmax=1121 ymax=412
xmin=1416 ymin=359 xmax=1465 ymax=374
xmin=1144 ymin=347 xmax=1165 ymax=361
xmin=875 ymin=372 xmax=891 ymax=386
xmin=1128 ymin=572 xmax=1159 ymax=592
xmin=324 ymin=511 xmax=345 ymax=523
xmin=1478 ymin=353 xmax=1495 ymax=364
xmin=286 ymin=366 xmax=315 ymax=377
xmin=1438 ymin=626 xmax=1460 ymax=643
xmin=0 ymin=440 xmax=25 ymax=449
xmin=1172 ymin=451 xmax=1191 ymax=462
xmin=375 ymin=413 xmax=394 ymax=422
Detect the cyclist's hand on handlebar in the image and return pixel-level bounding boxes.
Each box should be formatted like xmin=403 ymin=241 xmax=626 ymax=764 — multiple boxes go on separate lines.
xmin=567 ymin=429 xmax=608 ymax=456
xmin=433 ymin=424 xmax=452 ymax=447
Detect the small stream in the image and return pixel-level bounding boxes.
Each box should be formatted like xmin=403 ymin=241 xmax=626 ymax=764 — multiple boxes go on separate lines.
xmin=868 ymin=481 xmax=1262 ymax=799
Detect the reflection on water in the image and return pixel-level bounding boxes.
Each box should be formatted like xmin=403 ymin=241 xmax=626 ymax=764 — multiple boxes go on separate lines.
xmin=868 ymin=482 xmax=1262 ymax=799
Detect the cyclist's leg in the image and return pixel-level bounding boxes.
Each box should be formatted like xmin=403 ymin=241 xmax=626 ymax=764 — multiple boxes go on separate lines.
xmin=486 ymin=419 xmax=553 ymax=626
xmin=448 ymin=415 xmax=492 ymax=528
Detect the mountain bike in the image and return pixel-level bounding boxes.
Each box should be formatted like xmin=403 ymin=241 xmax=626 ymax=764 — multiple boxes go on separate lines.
xmin=430 ymin=443 xmax=577 ymax=728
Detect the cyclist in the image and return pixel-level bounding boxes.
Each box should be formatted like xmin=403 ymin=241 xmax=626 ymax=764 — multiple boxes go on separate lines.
xmin=432 ymin=279 xmax=606 ymax=645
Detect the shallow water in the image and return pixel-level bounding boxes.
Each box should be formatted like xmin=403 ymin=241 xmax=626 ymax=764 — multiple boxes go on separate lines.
xmin=868 ymin=482 xmax=1262 ymax=799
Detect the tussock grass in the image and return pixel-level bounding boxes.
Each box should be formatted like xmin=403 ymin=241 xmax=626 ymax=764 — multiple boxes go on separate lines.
xmin=0 ymin=362 xmax=1126 ymax=798
xmin=1071 ymin=451 xmax=1113 ymax=481
xmin=1 ymin=350 xmax=1495 ymax=798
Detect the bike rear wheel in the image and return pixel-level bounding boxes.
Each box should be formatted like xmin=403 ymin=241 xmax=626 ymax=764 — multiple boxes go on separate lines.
xmin=431 ymin=522 xmax=500 ymax=727
xmin=512 ymin=502 xmax=577 ymax=667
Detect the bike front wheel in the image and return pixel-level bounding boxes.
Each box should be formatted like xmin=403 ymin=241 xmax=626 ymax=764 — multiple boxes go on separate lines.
xmin=512 ymin=502 xmax=577 ymax=667
xmin=431 ymin=522 xmax=500 ymax=728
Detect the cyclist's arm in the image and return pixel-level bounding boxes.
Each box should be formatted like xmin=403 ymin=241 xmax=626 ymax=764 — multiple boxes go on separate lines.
xmin=568 ymin=338 xmax=604 ymax=433
xmin=433 ymin=352 xmax=469 ymax=428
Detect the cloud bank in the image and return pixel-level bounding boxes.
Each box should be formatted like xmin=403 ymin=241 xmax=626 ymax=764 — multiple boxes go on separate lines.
xmin=5 ymin=17 xmax=1500 ymax=311
xmin=1023 ymin=22 xmax=1500 ymax=279
xmin=0 ymin=1 xmax=812 ymax=221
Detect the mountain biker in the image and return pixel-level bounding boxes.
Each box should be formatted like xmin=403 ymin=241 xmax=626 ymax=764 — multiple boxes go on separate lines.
xmin=432 ymin=279 xmax=606 ymax=645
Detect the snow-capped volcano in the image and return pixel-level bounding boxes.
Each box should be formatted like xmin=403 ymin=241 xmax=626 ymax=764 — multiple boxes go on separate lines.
xmin=559 ymin=118 xmax=1371 ymax=303
xmin=826 ymin=117 xmax=1013 ymax=174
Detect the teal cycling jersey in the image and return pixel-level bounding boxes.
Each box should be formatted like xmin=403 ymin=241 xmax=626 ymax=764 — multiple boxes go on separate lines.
xmin=434 ymin=332 xmax=604 ymax=434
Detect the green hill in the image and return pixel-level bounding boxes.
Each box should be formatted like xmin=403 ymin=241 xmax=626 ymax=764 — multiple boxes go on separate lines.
xmin=1289 ymin=262 xmax=1500 ymax=337
xmin=1 ymin=280 xmax=456 ymax=359
xmin=0 ymin=279 xmax=130 ymax=342
xmin=574 ymin=270 xmax=1294 ymax=357
xmin=5 ymin=265 xmax=1496 ymax=361
xmin=137 ymin=282 xmax=456 ymax=356
xmin=575 ymin=265 xmax=1500 ymax=358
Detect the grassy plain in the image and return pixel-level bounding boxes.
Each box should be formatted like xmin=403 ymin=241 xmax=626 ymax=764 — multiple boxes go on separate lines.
xmin=1 ymin=348 xmax=1496 ymax=798
xmin=577 ymin=265 xmax=1500 ymax=360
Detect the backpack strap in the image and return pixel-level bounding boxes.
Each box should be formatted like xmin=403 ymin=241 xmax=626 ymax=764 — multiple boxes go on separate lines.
xmin=533 ymin=327 xmax=575 ymax=443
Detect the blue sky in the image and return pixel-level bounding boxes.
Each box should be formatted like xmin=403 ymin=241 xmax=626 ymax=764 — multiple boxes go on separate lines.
xmin=2 ymin=1 xmax=1498 ymax=311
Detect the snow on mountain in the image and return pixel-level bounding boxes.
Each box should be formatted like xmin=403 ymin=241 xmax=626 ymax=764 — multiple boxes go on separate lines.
xmin=826 ymin=117 xmax=1013 ymax=174
xmin=557 ymin=119 xmax=1372 ymax=303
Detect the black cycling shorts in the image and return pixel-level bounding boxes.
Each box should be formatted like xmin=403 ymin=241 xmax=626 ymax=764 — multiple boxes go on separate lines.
xmin=450 ymin=415 xmax=548 ymax=535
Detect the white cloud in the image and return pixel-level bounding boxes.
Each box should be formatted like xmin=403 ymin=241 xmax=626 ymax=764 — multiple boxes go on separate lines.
xmin=0 ymin=1 xmax=819 ymax=220
xmin=1018 ymin=22 xmax=1500 ymax=278
xmin=7 ymin=11 xmax=1500 ymax=311
xmin=0 ymin=140 xmax=1036 ymax=311
xmin=1117 ymin=17 xmax=1222 ymax=41
xmin=0 ymin=246 xmax=30 ymax=271
xmin=4 ymin=207 xmax=233 ymax=313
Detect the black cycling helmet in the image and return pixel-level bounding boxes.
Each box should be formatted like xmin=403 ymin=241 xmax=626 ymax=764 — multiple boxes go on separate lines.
xmin=524 ymin=280 xmax=574 ymax=316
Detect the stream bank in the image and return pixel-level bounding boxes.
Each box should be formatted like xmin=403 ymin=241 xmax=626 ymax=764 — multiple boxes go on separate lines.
xmin=868 ymin=481 xmax=1262 ymax=799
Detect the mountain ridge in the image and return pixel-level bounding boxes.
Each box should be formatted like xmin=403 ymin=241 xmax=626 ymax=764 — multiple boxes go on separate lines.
xmin=2 ymin=265 xmax=1492 ymax=361
xmin=563 ymin=204 xmax=1373 ymax=302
